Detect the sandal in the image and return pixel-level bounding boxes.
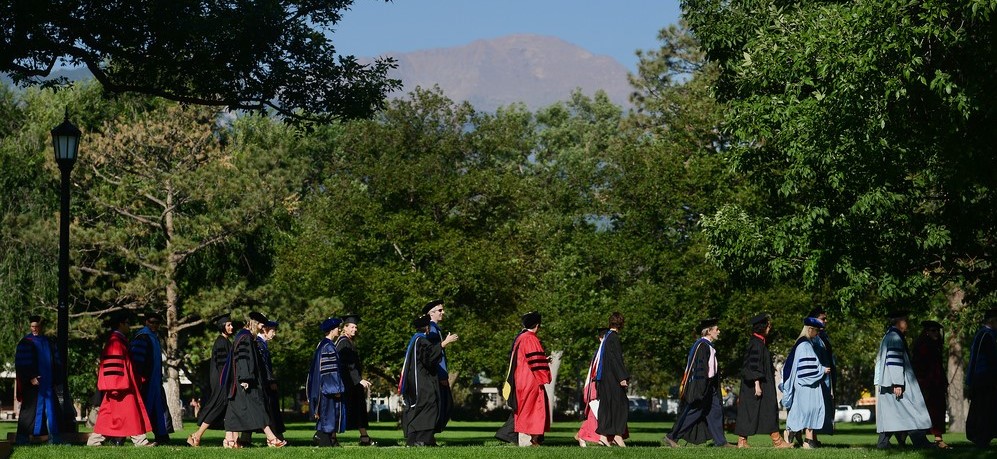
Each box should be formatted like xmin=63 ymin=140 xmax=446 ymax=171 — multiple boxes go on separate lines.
xmin=186 ymin=435 xmax=200 ymax=447
xmin=223 ymin=439 xmax=242 ymax=449
xmin=359 ymin=435 xmax=377 ymax=446
xmin=267 ymin=437 xmax=288 ymax=448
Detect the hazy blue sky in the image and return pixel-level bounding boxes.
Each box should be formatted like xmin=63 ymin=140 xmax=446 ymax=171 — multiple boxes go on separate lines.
xmin=333 ymin=0 xmax=683 ymax=71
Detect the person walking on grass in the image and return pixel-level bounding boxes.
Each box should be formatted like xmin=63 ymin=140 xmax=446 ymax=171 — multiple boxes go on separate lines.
xmin=967 ymin=309 xmax=997 ymax=447
xmin=130 ymin=312 xmax=172 ymax=445
xmin=223 ymin=312 xmax=286 ymax=448
xmin=663 ymin=318 xmax=733 ymax=448
xmin=783 ymin=317 xmax=830 ymax=449
xmin=307 ymin=317 xmax=347 ymax=446
xmin=874 ymin=310 xmax=933 ymax=449
xmin=735 ymin=313 xmax=791 ymax=448
xmin=595 ymin=312 xmax=630 ymax=447
xmin=188 ymin=314 xmax=234 ymax=446
xmin=336 ymin=313 xmax=377 ymax=446
xmin=510 ymin=312 xmax=552 ymax=447
xmin=912 ymin=320 xmax=949 ymax=448
xmin=14 ymin=315 xmax=66 ymax=445
xmin=87 ymin=311 xmax=154 ymax=447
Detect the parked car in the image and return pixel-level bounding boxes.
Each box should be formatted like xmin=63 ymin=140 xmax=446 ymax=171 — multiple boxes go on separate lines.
xmin=833 ymin=405 xmax=872 ymax=423
xmin=627 ymin=396 xmax=650 ymax=413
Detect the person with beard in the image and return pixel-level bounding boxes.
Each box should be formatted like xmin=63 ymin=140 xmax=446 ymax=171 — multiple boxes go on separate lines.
xmin=423 ymin=299 xmax=458 ymax=433
xmin=735 ymin=313 xmax=791 ymax=448
xmin=912 ymin=320 xmax=948 ymax=448
xmin=663 ymin=318 xmax=733 ymax=448
xmin=14 ymin=315 xmax=65 ymax=445
xmin=874 ymin=310 xmax=933 ymax=449
xmin=87 ymin=311 xmax=154 ymax=447
xmin=400 ymin=314 xmax=456 ymax=446
xmin=223 ymin=312 xmax=286 ymax=448
xmin=307 ymin=317 xmax=347 ymax=446
xmin=336 ymin=314 xmax=376 ymax=445
xmin=967 ymin=309 xmax=997 ymax=447
xmin=130 ymin=312 xmax=172 ymax=444
xmin=595 ymin=312 xmax=630 ymax=447
xmin=509 ymin=311 xmax=552 ymax=447
xmin=187 ymin=313 xmax=234 ymax=447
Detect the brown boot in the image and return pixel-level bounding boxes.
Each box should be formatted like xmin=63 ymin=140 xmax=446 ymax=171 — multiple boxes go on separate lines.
xmin=737 ymin=437 xmax=749 ymax=448
xmin=771 ymin=432 xmax=793 ymax=448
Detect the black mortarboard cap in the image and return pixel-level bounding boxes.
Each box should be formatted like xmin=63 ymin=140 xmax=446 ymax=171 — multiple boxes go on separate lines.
xmin=412 ymin=314 xmax=432 ymax=329
xmin=264 ymin=320 xmax=279 ymax=329
xmin=921 ymin=320 xmax=943 ymax=330
xmin=342 ymin=314 xmax=361 ymax=325
xmin=422 ymin=299 xmax=444 ymax=315
xmin=697 ymin=318 xmax=719 ymax=331
xmin=212 ymin=313 xmax=231 ymax=330
xmin=249 ymin=311 xmax=269 ymax=323
xmin=749 ymin=313 xmax=772 ymax=326
xmin=521 ymin=311 xmax=541 ymax=329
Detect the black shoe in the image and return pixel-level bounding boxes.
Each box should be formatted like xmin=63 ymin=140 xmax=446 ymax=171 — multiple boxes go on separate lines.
xmin=359 ymin=435 xmax=377 ymax=446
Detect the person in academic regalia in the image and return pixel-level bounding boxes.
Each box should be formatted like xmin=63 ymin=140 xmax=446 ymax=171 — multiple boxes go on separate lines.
xmin=595 ymin=312 xmax=630 ymax=447
xmin=509 ymin=312 xmax=552 ymax=446
xmin=400 ymin=314 xmax=457 ymax=446
xmin=256 ymin=320 xmax=285 ymax=440
xmin=664 ymin=318 xmax=732 ymax=448
xmin=188 ymin=313 xmax=234 ymax=446
xmin=422 ymin=299 xmax=458 ymax=434
xmin=783 ymin=317 xmax=831 ymax=449
xmin=874 ymin=310 xmax=933 ymax=449
xmin=912 ymin=320 xmax=948 ymax=448
xmin=223 ymin=312 xmax=286 ymax=448
xmin=807 ymin=307 xmax=835 ymax=441
xmin=336 ymin=313 xmax=376 ymax=445
xmin=130 ymin=312 xmax=172 ymax=444
xmin=967 ymin=309 xmax=997 ymax=447
xmin=575 ymin=328 xmax=611 ymax=446
xmin=735 ymin=313 xmax=791 ymax=448
xmin=307 ymin=317 xmax=347 ymax=446
xmin=14 ymin=315 xmax=64 ymax=445
xmin=87 ymin=311 xmax=155 ymax=447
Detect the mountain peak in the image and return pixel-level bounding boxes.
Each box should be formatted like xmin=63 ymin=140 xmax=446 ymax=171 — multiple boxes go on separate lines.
xmin=383 ymin=34 xmax=631 ymax=112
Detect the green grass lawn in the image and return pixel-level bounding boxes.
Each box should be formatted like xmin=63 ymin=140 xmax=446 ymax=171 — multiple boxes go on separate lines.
xmin=3 ymin=420 xmax=996 ymax=458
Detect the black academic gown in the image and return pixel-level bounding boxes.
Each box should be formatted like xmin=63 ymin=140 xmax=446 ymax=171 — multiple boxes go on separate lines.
xmin=196 ymin=334 xmax=230 ymax=428
xmin=735 ymin=334 xmax=779 ymax=436
xmin=336 ymin=335 xmax=369 ymax=430
xmin=257 ymin=336 xmax=285 ymax=435
xmin=401 ymin=334 xmax=443 ymax=445
xmin=967 ymin=326 xmax=997 ymax=445
xmin=224 ymin=329 xmax=270 ymax=432
xmin=673 ymin=338 xmax=721 ymax=445
xmin=595 ymin=330 xmax=630 ymax=436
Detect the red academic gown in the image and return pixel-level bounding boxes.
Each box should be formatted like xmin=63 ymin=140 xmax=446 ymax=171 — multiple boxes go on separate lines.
xmin=94 ymin=330 xmax=152 ymax=437
xmin=512 ymin=330 xmax=551 ymax=435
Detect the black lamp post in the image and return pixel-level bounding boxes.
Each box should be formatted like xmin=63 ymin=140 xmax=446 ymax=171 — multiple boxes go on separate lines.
xmin=51 ymin=110 xmax=80 ymax=430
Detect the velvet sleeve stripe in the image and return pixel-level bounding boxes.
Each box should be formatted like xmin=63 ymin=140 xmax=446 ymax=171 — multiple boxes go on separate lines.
xmin=798 ymin=357 xmax=817 ymax=362
xmin=103 ymin=370 xmax=125 ymax=376
xmin=525 ymin=352 xmax=545 ymax=358
xmin=527 ymin=358 xmax=548 ymax=365
xmin=797 ymin=364 xmax=818 ymax=371
xmin=798 ymin=371 xmax=819 ymax=378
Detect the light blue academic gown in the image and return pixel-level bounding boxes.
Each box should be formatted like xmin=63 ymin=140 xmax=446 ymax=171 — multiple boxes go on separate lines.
xmin=873 ymin=327 xmax=931 ymax=433
xmin=784 ymin=339 xmax=828 ymax=431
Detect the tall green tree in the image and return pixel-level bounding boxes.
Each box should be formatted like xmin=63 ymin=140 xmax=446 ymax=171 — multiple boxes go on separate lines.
xmin=73 ymin=101 xmax=306 ymax=427
xmin=2 ymin=0 xmax=399 ymax=121
xmin=684 ymin=0 xmax=997 ymax=429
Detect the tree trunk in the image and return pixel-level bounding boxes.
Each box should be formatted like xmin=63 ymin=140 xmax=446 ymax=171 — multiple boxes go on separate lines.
xmin=946 ymin=285 xmax=969 ymax=433
xmin=163 ymin=183 xmax=184 ymax=431
xmin=546 ymin=350 xmax=563 ymax=421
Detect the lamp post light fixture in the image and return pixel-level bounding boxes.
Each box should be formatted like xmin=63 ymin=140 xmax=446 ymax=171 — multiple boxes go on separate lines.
xmin=51 ymin=110 xmax=80 ymax=431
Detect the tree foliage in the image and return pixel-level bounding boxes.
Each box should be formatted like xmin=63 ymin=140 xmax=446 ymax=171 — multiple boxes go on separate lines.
xmin=1 ymin=0 xmax=400 ymax=121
